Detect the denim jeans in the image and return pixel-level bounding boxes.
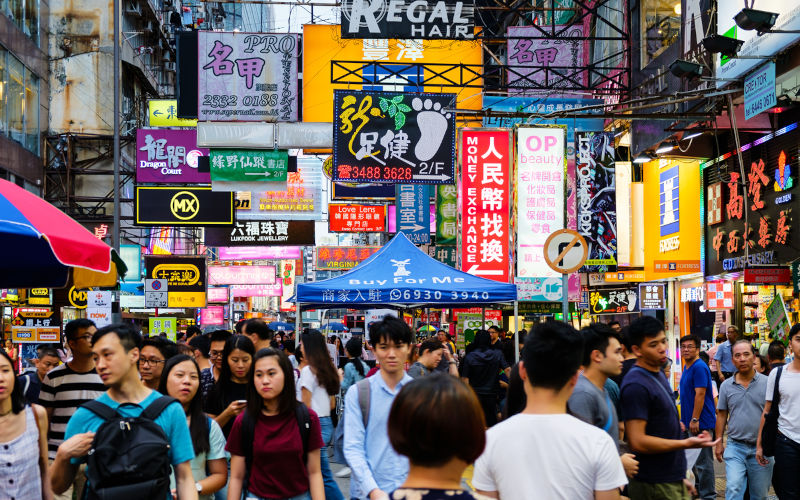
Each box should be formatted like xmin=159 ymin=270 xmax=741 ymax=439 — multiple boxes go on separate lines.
xmin=773 ymin=433 xmax=800 ymax=499
xmin=319 ymin=416 xmax=345 ymax=500
xmin=723 ymin=439 xmax=773 ymax=500
xmin=689 ymin=429 xmax=716 ymax=500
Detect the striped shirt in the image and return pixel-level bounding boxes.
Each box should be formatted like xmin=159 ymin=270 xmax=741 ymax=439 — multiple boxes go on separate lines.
xmin=38 ymin=364 xmax=106 ymax=459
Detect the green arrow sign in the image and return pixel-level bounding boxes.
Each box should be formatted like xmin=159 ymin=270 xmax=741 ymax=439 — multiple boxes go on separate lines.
xmin=210 ymin=149 xmax=289 ymax=182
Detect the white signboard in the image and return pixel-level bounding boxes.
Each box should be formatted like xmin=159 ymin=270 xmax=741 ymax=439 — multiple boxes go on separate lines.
xmin=516 ymin=127 xmax=566 ymax=278
xmin=87 ymin=291 xmax=112 ymax=308
xmin=86 ymin=308 xmax=113 ymax=328
xmin=145 ymin=291 xmax=169 ymax=308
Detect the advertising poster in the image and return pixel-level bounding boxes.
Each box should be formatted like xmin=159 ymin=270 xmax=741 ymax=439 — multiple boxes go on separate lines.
xmin=333 ymin=90 xmax=456 ymax=184
xmin=238 ymin=159 xmax=323 ymax=220
xmin=436 ymin=185 xmax=457 ymax=245
xmin=329 ymin=204 xmax=386 ymax=232
xmin=516 ymin=126 xmax=566 ymax=278
xmin=136 ymin=129 xmax=209 ymax=183
xmin=766 ymin=294 xmax=791 ymax=341
xmin=459 ymin=129 xmax=512 ymax=282
xmin=576 ymin=131 xmax=617 ymax=271
xmin=316 ymin=246 xmax=380 ymax=270
xmin=279 ymin=260 xmax=296 ymax=312
xmin=340 ymin=0 xmax=474 ymax=39
xmin=205 ymin=220 xmax=315 ymax=246
xmin=514 ymin=277 xmax=563 ymax=302
xmin=588 ymin=288 xmax=639 ymax=315
xmin=11 ymin=308 xmax=60 ymax=343
xmin=506 ymin=25 xmax=587 ymax=93
xmin=200 ymin=306 xmax=225 ymax=326
xmin=197 ymin=32 xmax=299 ymax=121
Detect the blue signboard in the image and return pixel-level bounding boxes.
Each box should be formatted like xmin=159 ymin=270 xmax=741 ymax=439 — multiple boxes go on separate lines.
xmin=395 ymin=184 xmax=430 ymax=244
xmin=744 ymin=62 xmax=776 ymax=120
xmin=659 ymin=166 xmax=680 ymax=237
xmin=482 ymin=97 xmax=604 ymax=145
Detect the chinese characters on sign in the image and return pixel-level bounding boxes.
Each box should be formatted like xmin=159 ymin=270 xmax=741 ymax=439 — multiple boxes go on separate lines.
xmin=218 ymin=246 xmax=302 ymax=261
xmin=516 ymin=126 xmax=566 ymax=278
xmin=315 ymin=246 xmax=380 ymax=270
xmin=425 ymin=245 xmax=457 ymax=267
xmin=333 ymin=90 xmax=456 ymax=184
xmin=638 ymin=284 xmax=666 ymax=310
xmin=514 ymin=277 xmax=563 ymax=302
xmin=238 ymin=159 xmax=323 ymax=220
xmin=205 ymin=220 xmax=315 ymax=246
xmin=198 ymin=32 xmax=299 ymax=121
xmin=436 ymin=185 xmax=457 ymax=245
xmin=459 ymin=129 xmax=511 ymax=282
xmin=279 ymin=260 xmax=296 ymax=312
xmin=149 ymin=317 xmax=177 ymax=341
xmin=340 ymin=0 xmax=474 ymax=39
xmin=506 ymin=26 xmax=587 ymax=93
xmin=11 ymin=309 xmax=60 ymax=343
xmin=145 ymin=256 xmax=207 ymax=308
xmin=589 ymin=288 xmax=639 ymax=315
xmin=136 ymin=129 xmax=210 ymax=183
xmin=395 ymin=184 xmax=430 ymax=243
xmin=329 ymin=204 xmax=386 ymax=232
xmin=576 ymin=131 xmax=616 ymax=271
xmin=209 ymin=149 xmax=289 ymax=182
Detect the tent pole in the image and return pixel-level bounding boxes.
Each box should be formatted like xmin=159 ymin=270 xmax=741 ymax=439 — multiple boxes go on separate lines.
xmin=481 ymin=307 xmax=486 ymax=328
xmin=514 ymin=300 xmax=519 ymax=363
xmin=425 ymin=307 xmax=429 ymax=336
xmin=295 ymin=304 xmax=301 ymax=334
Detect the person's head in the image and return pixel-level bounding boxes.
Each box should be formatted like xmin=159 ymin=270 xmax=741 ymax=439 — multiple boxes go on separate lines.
xmin=91 ymin=323 xmax=143 ymax=387
xmin=727 ymin=325 xmax=739 ymax=343
xmin=368 ymin=316 xmax=413 ymax=375
xmin=220 ymin=335 xmax=255 ymax=384
xmin=698 ymin=351 xmax=710 ymax=366
xmin=608 ymin=321 xmax=621 ymax=333
xmin=619 ymin=327 xmax=633 ymax=356
xmin=488 ymin=325 xmax=501 ymax=343
xmin=755 ymin=354 xmax=768 ymax=374
xmin=158 ymin=354 xmax=210 ymax=455
xmin=209 ymin=330 xmax=232 ymax=370
xmin=732 ymin=339 xmax=756 ymax=374
xmin=581 ymin=323 xmax=623 ymax=378
xmin=283 ymin=339 xmax=296 ymax=355
xmin=0 ymin=348 xmax=25 ymax=413
xmin=244 ymin=319 xmax=273 ymax=347
xmin=715 ymin=332 xmax=727 ymax=344
xmin=389 ymin=374 xmax=485 ymax=472
xmin=35 ymin=347 xmax=61 ymax=380
xmin=4 ymin=339 xmax=12 ymax=349
xmin=234 ymin=319 xmax=247 ymax=334
xmin=417 ymin=340 xmax=444 ymax=370
xmin=662 ymin=358 xmax=673 ymax=379
xmin=185 ymin=325 xmax=202 ymax=341
xmin=139 ymin=336 xmax=178 ymax=388
xmin=768 ymin=339 xmax=786 ymax=363
xmin=436 ymin=330 xmax=449 ymax=344
xmin=64 ymin=318 xmax=97 ymax=357
xmin=300 ymin=330 xmax=340 ymax=395
xmin=248 ymin=348 xmax=297 ymax=417
xmin=789 ymin=324 xmax=800 ymax=359
xmin=521 ymin=321 xmax=583 ymax=395
xmin=345 ymin=337 xmax=362 ymax=359
xmin=473 ymin=330 xmax=491 ymax=350
xmin=679 ymin=334 xmax=701 ymax=363
xmin=188 ymin=333 xmax=211 ymax=360
xmin=627 ymin=316 xmax=667 ymax=370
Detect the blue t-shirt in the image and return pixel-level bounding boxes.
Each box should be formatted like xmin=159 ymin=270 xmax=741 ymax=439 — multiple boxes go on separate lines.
xmin=714 ymin=340 xmax=735 ymax=373
xmin=620 ymin=365 xmax=686 ymax=483
xmin=64 ymin=390 xmax=195 ymax=467
xmin=679 ymin=359 xmax=716 ymax=430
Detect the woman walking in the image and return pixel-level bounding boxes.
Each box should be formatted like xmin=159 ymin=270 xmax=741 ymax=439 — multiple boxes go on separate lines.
xmin=205 ymin=335 xmax=255 ymax=437
xmin=227 ymin=348 xmax=324 ymax=500
xmin=341 ymin=337 xmax=370 ymax=395
xmin=461 ymin=330 xmax=510 ymax=426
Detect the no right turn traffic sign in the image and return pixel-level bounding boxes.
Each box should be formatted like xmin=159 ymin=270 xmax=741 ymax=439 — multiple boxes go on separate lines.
xmin=543 ymin=229 xmax=589 ymax=274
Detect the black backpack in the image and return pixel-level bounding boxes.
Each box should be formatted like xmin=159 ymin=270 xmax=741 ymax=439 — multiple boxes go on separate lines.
xmin=81 ymin=396 xmax=176 ymax=500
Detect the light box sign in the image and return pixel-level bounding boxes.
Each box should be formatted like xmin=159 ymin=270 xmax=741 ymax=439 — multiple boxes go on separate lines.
xmin=744 ymin=62 xmax=776 ymax=120
xmin=516 ymin=126 xmax=566 ymax=278
xmin=459 ymin=129 xmax=512 ymax=282
xmin=135 ymin=187 xmax=234 ymax=226
xmin=208 ymin=265 xmax=276 ymax=285
xmin=395 ymin=184 xmax=430 ymax=244
xmin=145 ymin=256 xmax=207 ymax=308
xmin=136 ymin=129 xmax=209 ymax=183
xmin=639 ymin=283 xmax=666 ymax=310
xmin=515 ymin=277 xmax=563 ymax=302
xmin=507 ymin=25 xmax=587 ymax=93
xmin=219 ymin=246 xmax=302 ymax=260
xmin=207 ymin=287 xmax=230 ymax=303
xmin=205 ymin=220 xmax=315 ymax=246
xmin=589 ymin=287 xmax=639 ymax=315
xmin=148 ymin=100 xmax=197 ymax=127
xmin=706 ymin=281 xmax=734 ymax=310
xmin=576 ymin=131 xmax=617 ymax=271
xmin=197 ymin=32 xmax=299 ymax=121
xmin=230 ymin=283 xmax=282 ymax=297
xmin=340 ymin=0 xmax=474 ymax=39
xmin=279 ymin=260 xmax=296 ymax=312
xmin=436 ymin=185 xmax=457 ymax=244
xmin=316 ymin=246 xmax=380 ymax=270
xmin=200 ymin=306 xmax=225 ymax=326
xmin=388 ymin=204 xmax=436 ymax=233
xmin=238 ymin=159 xmax=323 ymax=220
xmin=210 ymin=149 xmax=289 ymax=183
xmin=329 ymin=204 xmax=386 ymax=232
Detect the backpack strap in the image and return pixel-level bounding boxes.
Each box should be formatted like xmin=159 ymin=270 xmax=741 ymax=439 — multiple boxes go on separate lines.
xmin=357 ymin=378 xmax=371 ymax=429
xmin=81 ymin=400 xmax=119 ymax=421
xmin=295 ymin=403 xmax=311 ymax=458
xmin=772 ymin=365 xmax=784 ymax=411
xmin=140 ymin=396 xmax=178 ymax=421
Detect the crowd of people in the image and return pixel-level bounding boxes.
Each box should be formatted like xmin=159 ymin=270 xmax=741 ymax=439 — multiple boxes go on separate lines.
xmin=1 ymin=314 xmax=799 ymax=499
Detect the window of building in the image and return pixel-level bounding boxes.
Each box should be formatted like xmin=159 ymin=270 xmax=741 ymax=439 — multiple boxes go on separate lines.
xmin=591 ymin=0 xmax=625 ymax=85
xmin=641 ymin=0 xmax=680 ymax=67
xmin=0 ymin=47 xmax=40 ymax=155
xmin=24 ymin=67 xmax=38 ymax=153
xmin=3 ymin=0 xmax=38 ymax=44
xmin=7 ymin=55 xmax=24 ymax=145
xmin=0 ymin=47 xmax=5 ymax=135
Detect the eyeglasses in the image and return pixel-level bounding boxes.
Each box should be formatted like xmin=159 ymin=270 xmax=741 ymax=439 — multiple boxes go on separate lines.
xmin=209 ymin=351 xmax=223 ymax=359
xmin=680 ymin=345 xmax=698 ymax=350
xmin=140 ymin=358 xmax=166 ymax=366
xmin=73 ymin=334 xmax=93 ymax=342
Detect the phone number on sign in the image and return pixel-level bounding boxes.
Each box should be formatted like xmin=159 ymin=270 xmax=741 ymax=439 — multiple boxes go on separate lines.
xmin=336 ymin=164 xmax=413 ymax=182
xmin=202 ymin=94 xmax=279 ymax=108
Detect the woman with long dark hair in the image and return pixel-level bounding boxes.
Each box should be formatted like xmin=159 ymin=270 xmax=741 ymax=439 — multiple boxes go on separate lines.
xmin=159 ymin=354 xmax=227 ymax=499
xmin=227 ymin=348 xmax=324 ymax=500
xmin=341 ymin=337 xmax=369 ymax=395
xmin=0 ymin=348 xmax=52 ymax=500
xmin=299 ymin=330 xmax=344 ymax=500
xmin=205 ymin=335 xmax=255 ymax=437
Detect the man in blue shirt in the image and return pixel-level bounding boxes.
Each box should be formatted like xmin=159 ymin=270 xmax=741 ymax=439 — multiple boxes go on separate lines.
xmin=714 ymin=325 xmax=738 ymax=382
xmin=344 ymin=316 xmax=414 ymax=500
xmin=50 ymin=324 xmax=197 ymax=499
xmin=679 ymin=334 xmax=716 ymax=499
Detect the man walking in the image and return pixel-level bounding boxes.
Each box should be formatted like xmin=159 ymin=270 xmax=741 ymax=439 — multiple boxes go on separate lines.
xmin=715 ymin=340 xmax=773 ymax=499
xmin=407 ymin=340 xmax=457 ymax=378
xmin=620 ymin=317 xmax=718 ymax=499
xmin=243 ymin=318 xmax=273 ymax=351
xmin=715 ymin=326 xmax=739 ymax=383
xmin=434 ymin=330 xmax=456 ymax=372
xmin=19 ymin=345 xmax=61 ymax=404
xmin=767 ymin=340 xmax=786 ymax=370
xmin=679 ymin=334 xmax=717 ymax=499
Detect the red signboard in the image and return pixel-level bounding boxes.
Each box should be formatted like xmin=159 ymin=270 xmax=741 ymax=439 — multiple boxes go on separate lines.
xmin=743 ymin=267 xmax=791 ymax=285
xmin=459 ymin=129 xmax=512 ymax=282
xmin=315 ymin=246 xmax=380 ymax=270
xmin=328 ymin=204 xmax=386 ymax=232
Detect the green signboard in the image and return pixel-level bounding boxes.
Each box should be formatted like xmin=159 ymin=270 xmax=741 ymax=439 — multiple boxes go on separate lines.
xmin=210 ymin=149 xmax=289 ymax=182
xmin=436 ymin=185 xmax=457 ymax=245
xmin=426 ymin=245 xmax=457 ymax=267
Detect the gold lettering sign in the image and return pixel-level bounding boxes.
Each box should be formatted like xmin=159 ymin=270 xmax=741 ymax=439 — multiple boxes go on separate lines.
xmin=170 ymin=191 xmax=200 ymax=220
xmin=152 ymin=264 xmax=201 ymax=287
xmin=69 ymin=286 xmax=88 ymax=309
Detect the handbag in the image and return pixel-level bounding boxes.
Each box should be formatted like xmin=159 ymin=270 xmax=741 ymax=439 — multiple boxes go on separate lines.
xmin=761 ymin=365 xmax=784 ymax=457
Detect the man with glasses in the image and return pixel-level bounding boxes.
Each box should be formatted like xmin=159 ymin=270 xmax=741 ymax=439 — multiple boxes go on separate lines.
xmin=679 ymin=334 xmax=717 ymax=499
xmin=139 ymin=336 xmax=178 ymax=390
xmin=200 ymin=329 xmax=231 ymax=399
xmin=39 ymin=318 xmax=106 ymax=500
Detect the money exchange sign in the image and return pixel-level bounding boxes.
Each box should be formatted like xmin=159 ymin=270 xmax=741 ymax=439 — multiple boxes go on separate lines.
xmin=576 ymin=131 xmax=617 ymax=271
xmin=198 ymin=32 xmax=299 ymax=121
xmin=459 ymin=129 xmax=511 ymax=282
xmin=333 ymin=90 xmax=456 ymax=184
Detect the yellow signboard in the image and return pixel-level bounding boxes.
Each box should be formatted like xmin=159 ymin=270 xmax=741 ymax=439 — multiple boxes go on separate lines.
xmin=148 ymin=100 xmax=198 ymax=127
xmin=167 ymin=292 xmax=207 ymax=308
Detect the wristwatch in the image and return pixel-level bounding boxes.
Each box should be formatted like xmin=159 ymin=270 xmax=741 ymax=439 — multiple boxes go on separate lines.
xmin=196 ymin=482 xmax=203 ymax=493
xmin=691 ymin=418 xmax=699 ymax=423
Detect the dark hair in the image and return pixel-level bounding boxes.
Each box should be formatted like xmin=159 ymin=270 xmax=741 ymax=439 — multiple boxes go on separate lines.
xmin=608 ymin=321 xmax=620 ymax=328
xmin=245 ymin=319 xmax=274 ymax=341
xmin=731 ymin=339 xmax=756 ymax=355
xmin=522 ymin=321 xmax=583 ymax=390
xmin=343 ymin=337 xmax=365 ymax=377
xmin=295 ymin=347 xmax=304 ymax=363
xmin=234 ymin=319 xmax=247 ymax=334
xmin=37 ymin=346 xmax=60 ymax=359
xmin=368 ymin=316 xmax=413 ymax=348
xmin=218 ymin=335 xmax=255 ymax=385
xmin=472 ymin=330 xmax=491 ymax=350
xmin=679 ymin=334 xmax=701 ymax=349
xmin=418 ymin=340 xmax=443 ymax=356
xmin=92 ymin=323 xmax=142 ymax=352
xmin=188 ymin=334 xmax=211 ymax=358
xmin=142 ymin=336 xmax=179 ymax=361
xmin=209 ymin=329 xmax=233 ymax=344
xmin=65 ymin=318 xmax=96 ymax=342
xmin=283 ymin=339 xmax=296 ymax=354
xmin=581 ymin=323 xmax=621 ymax=366
xmin=488 ymin=325 xmax=502 ymax=334
xmin=388 ymin=374 xmax=485 ymax=467
xmin=0 ymin=349 xmax=26 ymax=414
xmin=619 ymin=327 xmax=632 ymax=351
xmin=158 ymin=354 xmax=209 ymax=455
xmin=768 ymin=340 xmax=786 ymax=361
xmin=503 ymin=363 xmax=526 ymax=419
xmin=300 ymin=330 xmax=340 ymax=395
xmin=247 ymin=348 xmax=298 ymax=417
xmin=698 ymin=351 xmax=710 ymax=365
xmin=757 ymin=354 xmax=770 ymax=374
xmin=186 ymin=326 xmax=202 ymax=339
xmin=627 ymin=316 xmax=665 ymax=348
xmin=789 ymin=324 xmax=800 ymax=341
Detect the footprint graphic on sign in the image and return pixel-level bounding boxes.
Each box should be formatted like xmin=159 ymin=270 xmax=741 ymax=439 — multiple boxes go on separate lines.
xmin=412 ymin=97 xmax=450 ymax=162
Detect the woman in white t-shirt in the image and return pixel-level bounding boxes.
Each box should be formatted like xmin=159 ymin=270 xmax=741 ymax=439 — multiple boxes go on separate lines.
xmin=299 ymin=330 xmax=344 ymax=500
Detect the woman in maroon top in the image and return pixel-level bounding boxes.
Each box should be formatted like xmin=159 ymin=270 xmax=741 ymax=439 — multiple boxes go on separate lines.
xmin=227 ymin=348 xmax=325 ymax=500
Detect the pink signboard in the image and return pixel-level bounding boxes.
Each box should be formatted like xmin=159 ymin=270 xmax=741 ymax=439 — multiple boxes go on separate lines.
xmin=387 ymin=205 xmax=436 ymax=233
xmin=136 ymin=129 xmax=210 ymax=183
xmin=208 ymin=265 xmax=276 ymax=285
xmin=200 ymin=306 xmax=225 ymax=326
xmin=230 ymin=283 xmax=283 ymax=297
xmin=207 ymin=287 xmax=229 ymax=303
xmin=218 ymin=246 xmax=302 ymax=260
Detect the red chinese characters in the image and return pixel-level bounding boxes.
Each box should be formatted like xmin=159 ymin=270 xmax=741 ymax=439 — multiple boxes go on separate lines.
xmin=726 ymin=172 xmax=744 ymax=220
xmin=748 ymin=159 xmax=769 ymax=211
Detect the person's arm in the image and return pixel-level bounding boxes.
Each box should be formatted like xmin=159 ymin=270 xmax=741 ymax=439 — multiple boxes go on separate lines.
xmin=174 ymin=461 xmax=198 ymax=500
xmin=211 ymin=400 xmax=246 ymax=429
xmin=755 ymin=400 xmax=771 ymax=465
xmin=51 ymin=433 xmax=94 ymax=494
xmin=715 ymin=409 xmax=728 ymax=462
xmin=594 ymin=490 xmax=621 ymax=500
xmin=441 ymin=347 xmax=459 ymax=376
xmin=689 ymin=387 xmax=707 ymax=434
xmin=306 ymin=449 xmax=325 ymax=500
xmin=475 ymin=491 xmax=499 ymax=499
xmin=33 ymin=405 xmax=53 ymax=500
xmin=626 ymin=420 xmax=717 ymax=454
xmin=227 ymin=455 xmax=246 ymax=500
xmin=342 ymin=385 xmax=382 ymax=498
xmin=714 ymin=348 xmax=726 ymax=381
xmin=197 ymin=458 xmax=227 ymax=496
xmin=302 ymin=387 xmax=313 ymax=408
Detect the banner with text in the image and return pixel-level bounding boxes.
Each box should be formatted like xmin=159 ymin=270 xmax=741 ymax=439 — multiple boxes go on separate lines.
xmin=436 ymin=185 xmax=457 ymax=245
xmin=329 ymin=204 xmax=386 ymax=232
xmin=576 ymin=131 xmax=617 ymax=271
xmin=395 ymin=184 xmax=430 ymax=244
xmin=315 ymin=246 xmax=380 ymax=270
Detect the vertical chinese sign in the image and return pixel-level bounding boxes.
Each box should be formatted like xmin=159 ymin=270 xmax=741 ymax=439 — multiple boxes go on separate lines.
xmin=395 ymin=184 xmax=430 ymax=244
xmin=279 ymin=260 xmax=296 ymax=312
xmin=575 ymin=131 xmax=617 ymax=271
xmin=436 ymin=185 xmax=458 ymax=245
xmin=516 ymin=126 xmax=566 ymax=278
xmin=459 ymin=129 xmax=512 ymax=282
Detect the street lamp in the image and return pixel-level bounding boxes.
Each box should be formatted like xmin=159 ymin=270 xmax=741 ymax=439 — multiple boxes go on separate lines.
xmin=633 ymin=151 xmax=657 ymax=164
xmin=701 ymin=34 xmax=743 ymax=57
xmin=734 ymin=9 xmax=800 ymax=34
xmin=668 ymin=59 xmax=703 ymax=79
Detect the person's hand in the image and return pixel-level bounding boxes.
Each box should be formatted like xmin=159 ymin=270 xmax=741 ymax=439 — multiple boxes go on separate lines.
xmin=680 ymin=421 xmax=686 ymax=433
xmin=714 ymin=441 xmax=725 ymax=462
xmin=57 ymin=432 xmax=95 ymax=459
xmin=224 ymin=400 xmax=247 ymax=417
xmin=171 ymin=489 xmax=177 ymax=500
xmin=689 ymin=420 xmax=700 ymax=434
xmin=369 ymin=489 xmax=389 ymax=500
xmin=685 ymin=430 xmax=720 ymax=449
xmin=683 ymin=479 xmax=697 ymax=496
xmin=756 ymin=446 xmax=770 ymax=466
xmin=620 ymin=453 xmax=638 ymax=478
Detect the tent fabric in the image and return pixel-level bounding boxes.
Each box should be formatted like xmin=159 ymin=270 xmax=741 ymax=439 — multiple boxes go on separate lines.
xmin=295 ymin=233 xmax=517 ymax=309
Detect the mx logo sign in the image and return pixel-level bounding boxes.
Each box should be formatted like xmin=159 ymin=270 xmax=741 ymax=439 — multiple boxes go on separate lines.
xmin=660 ymin=166 xmax=680 ymax=237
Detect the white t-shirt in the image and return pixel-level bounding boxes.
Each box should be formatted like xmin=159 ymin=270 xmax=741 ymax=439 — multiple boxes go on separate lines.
xmin=298 ymin=365 xmax=331 ymax=417
xmin=766 ymin=365 xmax=800 ymax=443
xmin=472 ymin=413 xmax=627 ymax=500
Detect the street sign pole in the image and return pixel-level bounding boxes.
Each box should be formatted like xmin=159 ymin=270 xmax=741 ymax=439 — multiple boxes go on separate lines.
xmin=562 ymin=274 xmax=569 ymax=320
xmin=543 ymin=229 xmax=589 ymax=325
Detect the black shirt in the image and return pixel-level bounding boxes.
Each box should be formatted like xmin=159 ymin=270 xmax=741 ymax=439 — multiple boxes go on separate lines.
xmin=18 ymin=371 xmax=41 ymax=404
xmin=462 ymin=348 xmax=509 ymax=396
xmin=204 ymin=378 xmax=248 ymax=437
